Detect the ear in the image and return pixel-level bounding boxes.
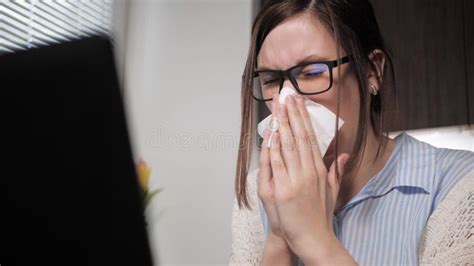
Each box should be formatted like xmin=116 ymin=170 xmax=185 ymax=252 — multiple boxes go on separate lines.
xmin=367 ymin=49 xmax=386 ymax=90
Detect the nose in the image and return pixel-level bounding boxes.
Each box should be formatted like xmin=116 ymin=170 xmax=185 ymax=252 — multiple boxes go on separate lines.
xmin=280 ymin=79 xmax=299 ymax=95
xmin=281 ymin=79 xmax=297 ymax=92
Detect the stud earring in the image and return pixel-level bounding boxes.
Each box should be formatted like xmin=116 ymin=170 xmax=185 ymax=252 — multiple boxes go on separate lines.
xmin=370 ymin=84 xmax=378 ymax=96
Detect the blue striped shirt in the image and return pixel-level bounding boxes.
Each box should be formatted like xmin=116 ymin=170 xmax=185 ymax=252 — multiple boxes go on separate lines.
xmin=257 ymin=132 xmax=474 ymax=265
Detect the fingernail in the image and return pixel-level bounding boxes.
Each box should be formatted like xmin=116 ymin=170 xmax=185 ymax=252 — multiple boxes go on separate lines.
xmin=267 ymin=134 xmax=273 ymax=148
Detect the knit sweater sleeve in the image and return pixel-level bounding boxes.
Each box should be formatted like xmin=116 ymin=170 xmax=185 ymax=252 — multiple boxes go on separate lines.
xmin=419 ymin=170 xmax=474 ymax=265
xmin=229 ymin=168 xmax=267 ymax=266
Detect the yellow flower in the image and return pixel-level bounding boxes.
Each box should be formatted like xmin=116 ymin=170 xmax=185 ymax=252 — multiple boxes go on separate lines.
xmin=136 ymin=159 xmax=151 ymax=192
xmin=136 ymin=159 xmax=161 ymax=209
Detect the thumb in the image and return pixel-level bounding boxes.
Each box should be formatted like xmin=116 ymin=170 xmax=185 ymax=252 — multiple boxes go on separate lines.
xmin=327 ymin=153 xmax=350 ymax=201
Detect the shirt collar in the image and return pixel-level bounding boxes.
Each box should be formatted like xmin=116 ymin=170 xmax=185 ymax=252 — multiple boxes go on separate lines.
xmin=368 ymin=132 xmax=435 ymax=197
xmin=335 ymin=132 xmax=436 ymax=216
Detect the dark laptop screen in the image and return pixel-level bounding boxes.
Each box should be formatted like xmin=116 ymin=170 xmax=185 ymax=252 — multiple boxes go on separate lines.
xmin=1 ymin=36 xmax=153 ymax=266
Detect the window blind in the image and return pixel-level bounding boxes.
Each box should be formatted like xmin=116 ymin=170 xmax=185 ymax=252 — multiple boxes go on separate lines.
xmin=0 ymin=0 xmax=113 ymax=54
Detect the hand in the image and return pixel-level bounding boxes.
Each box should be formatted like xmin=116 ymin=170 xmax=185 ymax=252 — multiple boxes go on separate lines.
xmin=260 ymin=231 xmax=296 ymax=266
xmin=258 ymin=101 xmax=295 ymax=265
xmin=265 ymin=92 xmax=353 ymax=264
xmin=257 ymin=101 xmax=287 ymax=241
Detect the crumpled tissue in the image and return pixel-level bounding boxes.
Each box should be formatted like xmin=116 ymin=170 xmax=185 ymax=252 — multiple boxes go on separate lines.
xmin=257 ymin=87 xmax=344 ymax=156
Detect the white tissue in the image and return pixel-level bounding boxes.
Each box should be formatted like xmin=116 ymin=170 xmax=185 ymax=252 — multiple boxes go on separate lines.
xmin=257 ymin=87 xmax=344 ymax=156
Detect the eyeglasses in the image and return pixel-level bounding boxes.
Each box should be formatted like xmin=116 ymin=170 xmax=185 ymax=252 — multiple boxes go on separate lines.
xmin=252 ymin=56 xmax=351 ymax=101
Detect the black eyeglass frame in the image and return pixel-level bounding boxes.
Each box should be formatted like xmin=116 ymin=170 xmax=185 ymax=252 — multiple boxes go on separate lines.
xmin=252 ymin=55 xmax=351 ymax=101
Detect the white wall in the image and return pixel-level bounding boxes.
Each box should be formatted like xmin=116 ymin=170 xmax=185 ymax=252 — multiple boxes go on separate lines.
xmin=390 ymin=125 xmax=474 ymax=151
xmin=123 ymin=0 xmax=253 ymax=265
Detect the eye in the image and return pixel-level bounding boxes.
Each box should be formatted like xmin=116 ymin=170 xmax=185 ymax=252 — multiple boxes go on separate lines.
xmin=301 ymin=64 xmax=327 ymax=77
xmin=260 ymin=72 xmax=279 ymax=85
xmin=263 ymin=79 xmax=278 ymax=85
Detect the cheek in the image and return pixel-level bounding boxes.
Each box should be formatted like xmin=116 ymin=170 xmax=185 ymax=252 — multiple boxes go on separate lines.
xmin=264 ymin=101 xmax=272 ymax=112
xmin=339 ymin=82 xmax=361 ymax=124
xmin=306 ymin=78 xmax=360 ymax=124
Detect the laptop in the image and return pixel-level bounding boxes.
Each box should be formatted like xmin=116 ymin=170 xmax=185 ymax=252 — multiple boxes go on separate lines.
xmin=1 ymin=36 xmax=154 ymax=266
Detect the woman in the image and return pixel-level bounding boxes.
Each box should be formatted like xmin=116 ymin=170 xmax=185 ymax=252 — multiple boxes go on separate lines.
xmin=230 ymin=0 xmax=474 ymax=265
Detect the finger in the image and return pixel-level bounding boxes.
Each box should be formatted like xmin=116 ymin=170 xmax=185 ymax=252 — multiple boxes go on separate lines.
xmin=272 ymin=93 xmax=279 ymax=117
xmin=277 ymin=100 xmax=301 ymax=180
xmin=327 ymin=153 xmax=350 ymax=202
xmin=294 ymin=95 xmax=327 ymax=178
xmin=285 ymin=95 xmax=316 ymax=177
xmin=269 ymin=131 xmax=289 ymax=187
xmin=258 ymin=128 xmax=273 ymax=199
xmin=270 ymin=96 xmax=279 ymax=145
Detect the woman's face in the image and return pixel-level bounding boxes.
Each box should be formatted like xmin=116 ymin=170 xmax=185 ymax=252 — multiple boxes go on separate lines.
xmin=257 ymin=12 xmax=364 ymax=164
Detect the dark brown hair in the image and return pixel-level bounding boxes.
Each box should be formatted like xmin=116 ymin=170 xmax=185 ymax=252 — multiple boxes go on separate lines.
xmin=235 ymin=0 xmax=397 ymax=209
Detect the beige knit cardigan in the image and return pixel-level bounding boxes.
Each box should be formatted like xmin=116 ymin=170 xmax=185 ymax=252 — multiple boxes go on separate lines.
xmin=229 ymin=168 xmax=474 ymax=265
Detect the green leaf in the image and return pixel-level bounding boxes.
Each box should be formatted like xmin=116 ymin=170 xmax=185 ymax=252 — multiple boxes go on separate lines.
xmin=144 ymin=188 xmax=163 ymax=207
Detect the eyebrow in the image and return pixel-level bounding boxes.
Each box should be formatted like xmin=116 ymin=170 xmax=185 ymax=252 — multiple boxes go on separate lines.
xmin=257 ymin=53 xmax=328 ymax=72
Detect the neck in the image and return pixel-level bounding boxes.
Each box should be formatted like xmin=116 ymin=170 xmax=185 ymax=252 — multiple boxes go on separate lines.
xmin=335 ymin=129 xmax=395 ymax=213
